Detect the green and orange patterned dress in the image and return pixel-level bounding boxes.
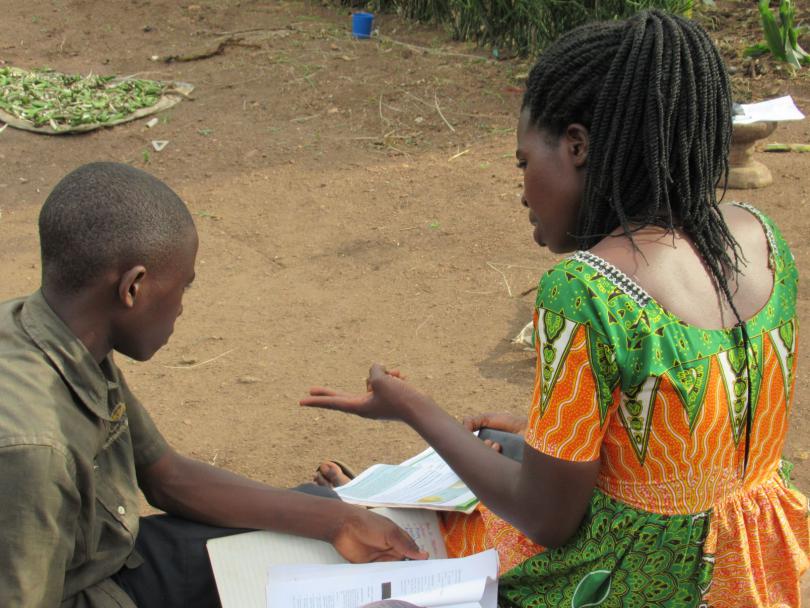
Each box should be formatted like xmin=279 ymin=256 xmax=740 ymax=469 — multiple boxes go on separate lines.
xmin=442 ymin=204 xmax=810 ymax=607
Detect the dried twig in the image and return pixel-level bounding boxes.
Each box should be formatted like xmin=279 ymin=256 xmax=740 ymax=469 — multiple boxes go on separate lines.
xmin=290 ymin=113 xmax=320 ymax=123
xmin=164 ymin=348 xmax=237 ymax=370
xmin=415 ymin=315 xmax=433 ymax=336
xmin=379 ymin=93 xmax=392 ymax=128
xmin=448 ymin=149 xmax=470 ymax=161
xmin=434 ymin=92 xmax=455 ymax=133
xmin=486 ymin=262 xmax=513 ymax=297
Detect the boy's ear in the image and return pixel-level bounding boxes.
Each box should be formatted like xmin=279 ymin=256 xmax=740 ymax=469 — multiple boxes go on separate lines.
xmin=565 ymin=123 xmax=589 ymax=168
xmin=118 ymin=266 xmax=147 ymax=309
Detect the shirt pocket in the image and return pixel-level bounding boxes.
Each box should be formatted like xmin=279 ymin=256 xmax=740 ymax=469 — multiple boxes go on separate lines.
xmin=88 ymin=424 xmax=140 ymax=561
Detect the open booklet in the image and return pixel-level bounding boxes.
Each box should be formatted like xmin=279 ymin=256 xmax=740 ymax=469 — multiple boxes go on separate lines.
xmin=333 ymin=446 xmax=479 ymax=513
xmin=208 ymin=508 xmax=497 ymax=608
xmin=267 ymin=549 xmax=498 ymax=608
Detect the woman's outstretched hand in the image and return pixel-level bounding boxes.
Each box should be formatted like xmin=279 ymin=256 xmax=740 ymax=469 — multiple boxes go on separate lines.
xmin=300 ymin=363 xmax=433 ymax=422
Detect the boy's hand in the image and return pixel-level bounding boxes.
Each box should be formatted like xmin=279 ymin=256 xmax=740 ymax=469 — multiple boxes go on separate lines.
xmin=331 ymin=509 xmax=428 ymax=563
xmin=301 ymin=364 xmax=432 ymax=423
xmin=463 ymin=412 xmax=528 ymax=436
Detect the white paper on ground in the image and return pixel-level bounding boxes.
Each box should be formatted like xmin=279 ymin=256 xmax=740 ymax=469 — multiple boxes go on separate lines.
xmin=335 ymin=446 xmax=479 ymax=513
xmin=207 ymin=508 xmax=446 ymax=608
xmin=266 ymin=549 xmax=499 ymax=608
xmin=733 ymin=95 xmax=805 ymax=124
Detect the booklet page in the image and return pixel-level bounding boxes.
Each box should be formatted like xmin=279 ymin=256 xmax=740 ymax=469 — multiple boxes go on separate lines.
xmin=335 ymin=447 xmax=479 ymax=513
xmin=266 ymin=549 xmax=499 ymax=608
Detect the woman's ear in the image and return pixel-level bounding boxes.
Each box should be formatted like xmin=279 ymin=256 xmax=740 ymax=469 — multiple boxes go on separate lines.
xmin=117 ymin=266 xmax=147 ymax=308
xmin=565 ymin=123 xmax=589 ymax=168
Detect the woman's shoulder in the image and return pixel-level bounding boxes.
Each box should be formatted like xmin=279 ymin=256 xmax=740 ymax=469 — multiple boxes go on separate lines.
xmin=536 ymin=252 xmax=652 ymax=335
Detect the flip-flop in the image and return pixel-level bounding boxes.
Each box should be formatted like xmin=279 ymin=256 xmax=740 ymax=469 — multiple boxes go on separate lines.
xmin=316 ymin=459 xmax=357 ymax=482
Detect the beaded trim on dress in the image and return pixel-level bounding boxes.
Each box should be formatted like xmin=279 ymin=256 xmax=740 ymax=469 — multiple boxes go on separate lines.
xmin=732 ymin=201 xmax=778 ymax=260
xmin=571 ymin=250 xmax=652 ymax=308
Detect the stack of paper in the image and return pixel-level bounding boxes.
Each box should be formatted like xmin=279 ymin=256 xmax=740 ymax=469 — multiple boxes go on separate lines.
xmin=267 ymin=550 xmax=499 ymax=608
xmin=732 ymin=95 xmax=805 ymax=125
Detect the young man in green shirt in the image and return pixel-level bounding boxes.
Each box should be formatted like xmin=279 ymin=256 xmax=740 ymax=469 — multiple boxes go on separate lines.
xmin=0 ymin=162 xmax=425 ymax=607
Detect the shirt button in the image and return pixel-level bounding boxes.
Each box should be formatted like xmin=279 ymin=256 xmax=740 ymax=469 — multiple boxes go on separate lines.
xmin=117 ymin=506 xmax=126 ymax=515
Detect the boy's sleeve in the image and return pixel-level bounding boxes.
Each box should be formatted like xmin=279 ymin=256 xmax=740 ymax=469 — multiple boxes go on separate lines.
xmin=117 ymin=371 xmax=169 ymax=468
xmin=0 ymin=442 xmax=80 ymax=607
xmin=523 ymin=267 xmax=620 ymax=462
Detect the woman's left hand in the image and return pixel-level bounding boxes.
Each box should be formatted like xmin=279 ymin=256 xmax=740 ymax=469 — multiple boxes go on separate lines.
xmin=300 ymin=363 xmax=432 ymax=422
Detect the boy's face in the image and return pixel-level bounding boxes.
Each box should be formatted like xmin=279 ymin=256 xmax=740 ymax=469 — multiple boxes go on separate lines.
xmin=113 ymin=228 xmax=198 ymax=361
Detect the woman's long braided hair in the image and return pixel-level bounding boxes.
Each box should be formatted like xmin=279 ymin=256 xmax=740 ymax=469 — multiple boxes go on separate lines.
xmin=523 ymin=10 xmax=756 ymax=475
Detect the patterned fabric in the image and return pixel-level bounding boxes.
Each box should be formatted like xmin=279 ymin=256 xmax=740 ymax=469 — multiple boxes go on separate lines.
xmin=443 ymin=204 xmax=810 ymax=607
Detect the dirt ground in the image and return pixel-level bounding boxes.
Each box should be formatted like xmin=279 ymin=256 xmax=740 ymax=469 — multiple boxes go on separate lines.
xmin=2 ymin=0 xmax=810 ymax=590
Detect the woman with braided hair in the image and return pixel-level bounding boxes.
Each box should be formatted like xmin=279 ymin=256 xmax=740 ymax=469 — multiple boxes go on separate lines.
xmin=304 ymin=9 xmax=809 ymax=607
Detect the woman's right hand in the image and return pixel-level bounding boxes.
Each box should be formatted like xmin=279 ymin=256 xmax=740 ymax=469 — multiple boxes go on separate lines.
xmin=462 ymin=411 xmax=528 ymax=436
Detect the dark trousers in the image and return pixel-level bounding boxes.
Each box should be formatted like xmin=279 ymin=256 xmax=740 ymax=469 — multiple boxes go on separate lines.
xmin=112 ymin=483 xmax=338 ymax=608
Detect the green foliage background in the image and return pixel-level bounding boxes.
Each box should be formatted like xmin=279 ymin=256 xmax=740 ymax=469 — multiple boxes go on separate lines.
xmin=346 ymin=0 xmax=693 ymax=56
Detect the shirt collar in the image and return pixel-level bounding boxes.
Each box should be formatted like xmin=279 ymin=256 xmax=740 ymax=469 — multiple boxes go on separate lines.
xmin=20 ymin=290 xmax=117 ymax=421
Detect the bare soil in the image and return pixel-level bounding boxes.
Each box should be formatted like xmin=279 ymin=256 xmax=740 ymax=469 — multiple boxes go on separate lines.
xmin=2 ymin=0 xmax=810 ymax=591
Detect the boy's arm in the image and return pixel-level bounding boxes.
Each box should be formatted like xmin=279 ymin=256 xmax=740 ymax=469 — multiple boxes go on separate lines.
xmin=137 ymin=447 xmax=426 ymax=563
xmin=0 ymin=444 xmax=79 ymax=607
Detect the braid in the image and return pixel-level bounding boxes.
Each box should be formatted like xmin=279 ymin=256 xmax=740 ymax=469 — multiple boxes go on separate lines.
xmin=523 ymin=9 xmax=739 ymax=309
xmin=523 ymin=10 xmax=756 ymax=474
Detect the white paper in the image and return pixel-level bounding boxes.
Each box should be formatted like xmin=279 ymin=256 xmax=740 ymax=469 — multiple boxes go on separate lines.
xmin=335 ymin=446 xmax=479 ymax=513
xmin=207 ymin=508 xmax=446 ymax=608
xmin=733 ymin=95 xmax=805 ymax=124
xmin=266 ymin=549 xmax=499 ymax=608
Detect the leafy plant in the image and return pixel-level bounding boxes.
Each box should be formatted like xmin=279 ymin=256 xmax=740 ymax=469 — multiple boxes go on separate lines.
xmin=745 ymin=0 xmax=809 ymax=68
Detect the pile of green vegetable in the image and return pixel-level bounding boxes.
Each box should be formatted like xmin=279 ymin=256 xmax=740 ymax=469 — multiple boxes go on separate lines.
xmin=0 ymin=66 xmax=166 ymax=130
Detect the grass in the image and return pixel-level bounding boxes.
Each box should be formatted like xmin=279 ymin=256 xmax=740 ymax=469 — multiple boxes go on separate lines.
xmin=340 ymin=0 xmax=692 ymax=56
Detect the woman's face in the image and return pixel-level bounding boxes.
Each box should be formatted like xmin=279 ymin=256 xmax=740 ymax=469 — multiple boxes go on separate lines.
xmin=516 ymin=108 xmax=588 ymax=254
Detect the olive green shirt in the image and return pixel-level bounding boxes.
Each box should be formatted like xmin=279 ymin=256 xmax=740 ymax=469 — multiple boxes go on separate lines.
xmin=0 ymin=291 xmax=169 ymax=607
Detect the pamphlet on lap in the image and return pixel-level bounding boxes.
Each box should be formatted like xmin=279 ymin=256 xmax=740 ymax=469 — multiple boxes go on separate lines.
xmin=334 ymin=446 xmax=479 ymax=514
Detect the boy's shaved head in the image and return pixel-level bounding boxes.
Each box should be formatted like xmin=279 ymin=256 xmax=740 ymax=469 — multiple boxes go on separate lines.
xmin=39 ymin=162 xmax=195 ymax=293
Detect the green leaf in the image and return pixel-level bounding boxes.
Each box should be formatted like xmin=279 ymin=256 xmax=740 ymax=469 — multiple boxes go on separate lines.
xmin=760 ymin=0 xmax=788 ymax=60
xmin=744 ymin=42 xmax=771 ymax=57
xmin=779 ymin=0 xmax=793 ymax=49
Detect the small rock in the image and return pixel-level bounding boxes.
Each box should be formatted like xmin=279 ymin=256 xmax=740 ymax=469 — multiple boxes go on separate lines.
xmin=238 ymin=375 xmax=261 ymax=384
xmin=180 ymin=356 xmax=197 ymax=365
xmin=327 ymin=107 xmax=339 ymax=114
xmin=795 ymin=450 xmax=810 ymax=461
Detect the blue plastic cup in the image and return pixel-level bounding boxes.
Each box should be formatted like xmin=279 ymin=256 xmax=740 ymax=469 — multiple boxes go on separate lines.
xmin=352 ymin=12 xmax=374 ymax=39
